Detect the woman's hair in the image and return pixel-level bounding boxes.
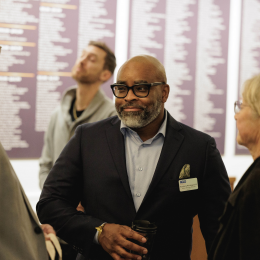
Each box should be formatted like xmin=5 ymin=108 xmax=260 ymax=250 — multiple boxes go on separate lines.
xmin=242 ymin=74 xmax=260 ymax=116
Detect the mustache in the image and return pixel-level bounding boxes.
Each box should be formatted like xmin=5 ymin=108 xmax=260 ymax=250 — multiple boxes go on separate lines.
xmin=119 ymin=102 xmax=146 ymax=110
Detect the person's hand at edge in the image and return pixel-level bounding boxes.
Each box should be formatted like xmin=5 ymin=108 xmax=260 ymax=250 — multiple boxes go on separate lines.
xmin=76 ymin=202 xmax=84 ymax=212
xmin=41 ymin=224 xmax=56 ymax=241
xmin=99 ymin=223 xmax=147 ymax=260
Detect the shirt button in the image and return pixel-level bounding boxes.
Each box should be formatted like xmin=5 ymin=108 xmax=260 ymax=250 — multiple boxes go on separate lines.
xmin=138 ymin=167 xmax=143 ymax=171
xmin=136 ymin=193 xmax=141 ymax=197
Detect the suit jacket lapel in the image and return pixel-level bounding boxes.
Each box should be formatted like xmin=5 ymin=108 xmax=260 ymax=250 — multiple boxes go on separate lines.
xmin=106 ymin=117 xmax=134 ymax=203
xmin=141 ymin=113 xmax=184 ymax=205
xmin=20 ymin=182 xmax=40 ymax=225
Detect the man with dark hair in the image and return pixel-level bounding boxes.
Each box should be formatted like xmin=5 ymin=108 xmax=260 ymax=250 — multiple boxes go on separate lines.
xmin=87 ymin=41 xmax=116 ymax=74
xmin=39 ymin=41 xmax=117 ymax=188
xmin=38 ymin=55 xmax=231 ymax=260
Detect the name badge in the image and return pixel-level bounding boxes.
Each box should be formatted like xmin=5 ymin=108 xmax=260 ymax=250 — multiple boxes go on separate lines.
xmin=179 ymin=178 xmax=198 ymax=192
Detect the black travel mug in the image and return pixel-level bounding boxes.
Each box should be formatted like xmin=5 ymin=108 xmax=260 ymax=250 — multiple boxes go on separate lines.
xmin=130 ymin=220 xmax=157 ymax=260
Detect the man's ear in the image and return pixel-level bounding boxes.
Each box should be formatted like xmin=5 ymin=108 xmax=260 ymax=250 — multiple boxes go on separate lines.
xmin=162 ymin=84 xmax=170 ymax=103
xmin=100 ymin=69 xmax=112 ymax=82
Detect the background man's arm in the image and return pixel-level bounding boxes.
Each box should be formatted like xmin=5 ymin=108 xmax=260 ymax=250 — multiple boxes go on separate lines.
xmin=198 ymin=137 xmax=231 ymax=253
xmin=39 ymin=114 xmax=56 ymax=189
xmin=41 ymin=224 xmax=56 ymax=241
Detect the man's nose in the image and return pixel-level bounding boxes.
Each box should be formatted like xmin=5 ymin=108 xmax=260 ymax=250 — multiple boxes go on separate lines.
xmin=125 ymin=88 xmax=138 ymax=101
xmin=79 ymin=55 xmax=87 ymax=64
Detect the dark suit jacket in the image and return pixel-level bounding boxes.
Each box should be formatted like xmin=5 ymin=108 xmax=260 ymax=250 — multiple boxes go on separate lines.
xmin=208 ymin=157 xmax=260 ymax=260
xmin=37 ymin=113 xmax=231 ymax=260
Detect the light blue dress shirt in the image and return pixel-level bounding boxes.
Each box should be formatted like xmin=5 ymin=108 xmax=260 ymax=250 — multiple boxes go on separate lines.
xmin=120 ymin=114 xmax=167 ymax=211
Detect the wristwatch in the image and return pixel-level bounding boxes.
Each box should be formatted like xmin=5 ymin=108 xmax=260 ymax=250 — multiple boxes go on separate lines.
xmin=95 ymin=223 xmax=106 ymax=240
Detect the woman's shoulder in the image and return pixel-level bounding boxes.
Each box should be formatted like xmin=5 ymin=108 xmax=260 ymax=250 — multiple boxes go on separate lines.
xmin=247 ymin=157 xmax=260 ymax=179
xmin=240 ymin=158 xmax=260 ymax=196
xmin=229 ymin=158 xmax=260 ymax=204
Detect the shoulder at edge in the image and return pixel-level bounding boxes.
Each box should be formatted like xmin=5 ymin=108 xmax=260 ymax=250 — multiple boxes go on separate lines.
xmin=79 ymin=115 xmax=119 ymax=130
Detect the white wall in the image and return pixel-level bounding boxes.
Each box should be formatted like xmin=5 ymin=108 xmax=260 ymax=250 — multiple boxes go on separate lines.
xmin=10 ymin=0 xmax=253 ymax=212
xmin=11 ymin=159 xmax=41 ymax=212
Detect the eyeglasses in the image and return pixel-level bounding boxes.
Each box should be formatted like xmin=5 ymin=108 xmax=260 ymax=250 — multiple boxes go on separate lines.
xmin=110 ymin=82 xmax=165 ymax=98
xmin=234 ymin=101 xmax=242 ymax=114
xmin=234 ymin=100 xmax=250 ymax=114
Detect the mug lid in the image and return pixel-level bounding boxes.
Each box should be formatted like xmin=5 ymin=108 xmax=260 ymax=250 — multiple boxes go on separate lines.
xmin=132 ymin=220 xmax=157 ymax=231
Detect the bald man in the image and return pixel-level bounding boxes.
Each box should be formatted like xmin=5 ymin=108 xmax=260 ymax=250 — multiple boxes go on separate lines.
xmin=37 ymin=55 xmax=231 ymax=260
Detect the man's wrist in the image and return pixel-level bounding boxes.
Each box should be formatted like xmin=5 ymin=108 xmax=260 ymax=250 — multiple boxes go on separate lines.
xmin=94 ymin=223 xmax=106 ymax=244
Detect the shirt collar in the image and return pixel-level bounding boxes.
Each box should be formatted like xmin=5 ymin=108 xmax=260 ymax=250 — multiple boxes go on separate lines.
xmin=120 ymin=110 xmax=167 ymax=139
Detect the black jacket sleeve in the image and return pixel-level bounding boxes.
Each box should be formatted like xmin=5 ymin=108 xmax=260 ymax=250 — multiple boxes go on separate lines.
xmin=37 ymin=125 xmax=104 ymax=256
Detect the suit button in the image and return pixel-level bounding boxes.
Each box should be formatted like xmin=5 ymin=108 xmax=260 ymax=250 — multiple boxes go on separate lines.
xmin=34 ymin=226 xmax=42 ymax=234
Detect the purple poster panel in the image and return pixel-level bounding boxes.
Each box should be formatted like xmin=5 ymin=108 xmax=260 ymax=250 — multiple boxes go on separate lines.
xmin=164 ymin=1 xmax=198 ymax=128
xmin=0 ymin=0 xmax=117 ymax=159
xmin=128 ymin=0 xmax=166 ymax=64
xmin=35 ymin=0 xmax=80 ymax=141
xmin=236 ymin=0 xmax=260 ymax=155
xmin=0 ymin=0 xmax=40 ymax=158
xmin=193 ymin=0 xmax=230 ymax=155
xmin=77 ymin=0 xmax=117 ymax=98
xmin=128 ymin=0 xmax=230 ymax=154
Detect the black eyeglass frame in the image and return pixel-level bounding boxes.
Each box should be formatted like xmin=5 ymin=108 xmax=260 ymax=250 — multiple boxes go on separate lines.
xmin=110 ymin=82 xmax=165 ymax=98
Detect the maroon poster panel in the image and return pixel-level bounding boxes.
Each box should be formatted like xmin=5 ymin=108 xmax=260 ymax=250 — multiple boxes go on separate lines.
xmin=236 ymin=0 xmax=260 ymax=155
xmin=35 ymin=0 xmax=80 ymax=149
xmin=0 ymin=0 xmax=40 ymax=158
xmin=0 ymin=0 xmax=117 ymax=159
xmin=128 ymin=0 xmax=230 ymax=154
xmin=77 ymin=0 xmax=117 ymax=98
xmin=128 ymin=0 xmax=166 ymax=64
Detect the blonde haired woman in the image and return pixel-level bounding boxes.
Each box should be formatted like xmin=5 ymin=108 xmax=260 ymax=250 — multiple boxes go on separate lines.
xmin=209 ymin=74 xmax=260 ymax=260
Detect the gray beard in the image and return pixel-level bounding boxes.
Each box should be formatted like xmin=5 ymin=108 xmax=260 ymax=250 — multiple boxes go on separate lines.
xmin=116 ymin=98 xmax=162 ymax=129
